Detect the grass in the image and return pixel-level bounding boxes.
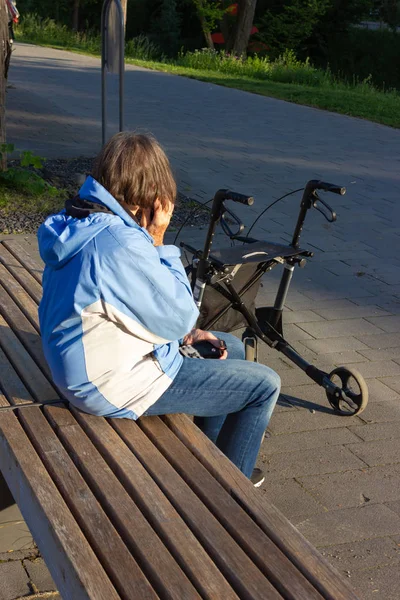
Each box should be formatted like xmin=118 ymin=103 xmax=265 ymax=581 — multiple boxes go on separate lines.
xmin=15 ymin=14 xmax=400 ymax=129
xmin=0 ymin=186 xmax=65 ymax=215
xmin=0 ymin=164 xmax=66 ymax=217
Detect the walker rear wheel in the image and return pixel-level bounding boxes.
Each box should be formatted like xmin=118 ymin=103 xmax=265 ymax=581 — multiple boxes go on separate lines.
xmin=244 ymin=335 xmax=257 ymax=362
xmin=326 ymin=366 xmax=368 ymax=416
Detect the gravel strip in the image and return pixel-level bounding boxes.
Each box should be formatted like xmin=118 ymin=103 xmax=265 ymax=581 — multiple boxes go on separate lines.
xmin=0 ymin=157 xmax=211 ymax=235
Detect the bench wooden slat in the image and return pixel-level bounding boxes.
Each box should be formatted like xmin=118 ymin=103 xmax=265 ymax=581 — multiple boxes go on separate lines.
xmin=2 ymin=238 xmax=43 ymax=284
xmin=0 ymin=350 xmax=158 ymax=600
xmin=74 ymin=410 xmax=243 ymax=600
xmin=0 ymin=244 xmax=43 ymax=303
xmin=0 ymin=367 xmax=120 ymax=600
xmin=137 ymin=415 xmax=324 ymax=600
xmin=164 ymin=413 xmax=359 ymax=600
xmin=0 ymin=313 xmax=57 ymax=402
xmin=0 ymin=263 xmax=40 ymax=332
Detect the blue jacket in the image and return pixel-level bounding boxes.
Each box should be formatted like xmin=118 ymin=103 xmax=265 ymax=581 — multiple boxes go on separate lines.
xmin=38 ymin=176 xmax=199 ymax=419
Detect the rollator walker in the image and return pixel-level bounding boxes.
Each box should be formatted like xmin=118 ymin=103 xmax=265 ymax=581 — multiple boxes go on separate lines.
xmin=181 ymin=180 xmax=368 ymax=416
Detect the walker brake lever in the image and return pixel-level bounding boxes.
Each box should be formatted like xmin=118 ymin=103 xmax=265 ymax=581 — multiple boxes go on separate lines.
xmin=312 ymin=192 xmax=337 ymax=223
xmin=220 ymin=203 xmax=245 ymax=238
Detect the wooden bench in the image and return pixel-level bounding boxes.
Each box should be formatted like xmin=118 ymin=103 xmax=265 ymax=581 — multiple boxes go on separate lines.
xmin=0 ymin=237 xmax=360 ymax=600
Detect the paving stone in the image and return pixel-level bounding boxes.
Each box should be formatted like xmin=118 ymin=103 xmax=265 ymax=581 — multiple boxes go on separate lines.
xmin=260 ymin=444 xmax=365 ymax=480
xmin=366 ymin=315 xmax=400 ymax=333
xmin=301 ymin=337 xmax=369 ymax=354
xmin=300 ymin=287 xmax=374 ymax=302
xmin=282 ymin=310 xmax=324 ymax=324
xmin=358 ymin=347 xmax=400 ymax=362
xmin=263 ymin=427 xmax=360 ymax=455
xmin=0 ymin=504 xmax=24 ymax=526
xmin=319 ymin=537 xmax=400 ymax=573
xmin=385 ymin=501 xmax=400 ymax=517
xmin=300 ymin=349 xmax=367 ymax=369
xmin=297 ymin=319 xmax=385 ymax=339
xmin=260 ymin=479 xmax=325 ymax=520
xmin=283 ymin=323 xmax=314 ymax=341
xmin=279 ymin=368 xmax=321 ymax=387
xmin=274 ymin=396 xmax=297 ymax=413
xmin=350 ymin=562 xmax=400 ymax=600
xmin=351 ymin=298 xmax=400 ymax=313
xmin=286 ymin=298 xmax=363 ymax=312
xmin=346 ymin=439 xmax=400 ymax=467
xmin=380 ymin=376 xmax=400 ymax=394
xmin=355 ymin=332 xmax=400 ymax=349
xmin=24 ymin=558 xmax=56 ymax=593
xmin=314 ymin=306 xmax=390 ymax=321
xmin=299 ymin=464 xmax=400 ymax=510
xmin=295 ymin=504 xmax=400 ymax=546
xmin=258 ymin=359 xmax=294 ymax=375
xmin=0 ymin=549 xmax=38 ymax=563
xmin=0 ymin=522 xmax=34 ymax=553
xmin=319 ymin=350 xmax=370 ymax=366
xmin=349 ymin=421 xmax=400 ymax=442
xmin=0 ymin=561 xmax=30 ymax=600
xmin=341 ymin=360 xmax=400 ymax=379
xmin=270 ymin=398 xmax=363 ymax=435
xmin=358 ymin=401 xmax=400 ymax=424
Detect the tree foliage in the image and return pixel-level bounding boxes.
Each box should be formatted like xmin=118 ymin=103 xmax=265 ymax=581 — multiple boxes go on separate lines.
xmin=376 ymin=0 xmax=400 ymax=31
xmin=256 ymin=0 xmax=330 ymax=57
xmin=17 ymin=0 xmax=391 ymax=58
xmin=149 ymin=0 xmax=181 ymax=54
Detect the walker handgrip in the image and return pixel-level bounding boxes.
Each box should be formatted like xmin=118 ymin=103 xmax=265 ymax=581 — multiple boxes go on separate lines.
xmin=313 ymin=181 xmax=346 ymax=195
xmin=226 ymin=191 xmax=254 ymax=206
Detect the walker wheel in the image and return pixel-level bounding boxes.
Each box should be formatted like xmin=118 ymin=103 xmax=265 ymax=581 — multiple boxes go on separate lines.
xmin=326 ymin=366 xmax=368 ymax=416
xmin=244 ymin=336 xmax=257 ymax=362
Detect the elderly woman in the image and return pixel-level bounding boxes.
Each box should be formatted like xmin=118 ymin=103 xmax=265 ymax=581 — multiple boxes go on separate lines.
xmin=38 ymin=132 xmax=280 ymax=486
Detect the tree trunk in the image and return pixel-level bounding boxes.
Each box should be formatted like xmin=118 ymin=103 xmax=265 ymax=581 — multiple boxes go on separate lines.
xmin=227 ymin=0 xmax=257 ymax=56
xmin=195 ymin=1 xmax=215 ymax=49
xmin=199 ymin=13 xmax=215 ymax=49
xmin=72 ymin=0 xmax=79 ymax=31
xmin=0 ymin=0 xmax=8 ymax=171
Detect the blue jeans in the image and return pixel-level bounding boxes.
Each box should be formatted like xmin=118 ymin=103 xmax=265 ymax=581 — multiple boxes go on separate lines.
xmin=143 ymin=332 xmax=280 ymax=479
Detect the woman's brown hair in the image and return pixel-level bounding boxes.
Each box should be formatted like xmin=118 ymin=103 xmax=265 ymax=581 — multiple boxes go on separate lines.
xmin=92 ymin=132 xmax=177 ymax=210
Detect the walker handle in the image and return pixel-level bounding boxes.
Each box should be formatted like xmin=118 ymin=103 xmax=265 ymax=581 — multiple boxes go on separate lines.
xmin=308 ymin=180 xmax=346 ymax=195
xmin=214 ymin=189 xmax=254 ymax=206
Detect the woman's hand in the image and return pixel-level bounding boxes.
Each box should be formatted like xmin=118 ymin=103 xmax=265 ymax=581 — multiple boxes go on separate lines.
xmin=140 ymin=198 xmax=174 ymax=246
xmin=182 ymin=329 xmax=228 ymax=360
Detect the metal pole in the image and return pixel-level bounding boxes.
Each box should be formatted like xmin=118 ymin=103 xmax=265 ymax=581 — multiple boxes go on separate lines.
xmin=101 ymin=0 xmax=125 ymax=146
xmin=116 ymin=0 xmax=125 ymax=133
xmin=101 ymin=0 xmax=108 ymax=146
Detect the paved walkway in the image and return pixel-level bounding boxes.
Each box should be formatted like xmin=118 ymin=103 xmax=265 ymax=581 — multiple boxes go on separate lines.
xmin=2 ymin=43 xmax=400 ymax=599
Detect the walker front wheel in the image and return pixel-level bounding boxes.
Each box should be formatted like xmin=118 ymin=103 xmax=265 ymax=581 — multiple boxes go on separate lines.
xmin=244 ymin=335 xmax=257 ymax=362
xmin=326 ymin=366 xmax=368 ymax=416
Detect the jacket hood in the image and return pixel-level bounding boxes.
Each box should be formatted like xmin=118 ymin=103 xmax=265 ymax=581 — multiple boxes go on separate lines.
xmin=38 ymin=176 xmax=153 ymax=268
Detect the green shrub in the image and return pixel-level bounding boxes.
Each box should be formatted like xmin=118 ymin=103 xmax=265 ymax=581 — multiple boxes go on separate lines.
xmin=314 ymin=28 xmax=400 ymax=90
xmin=18 ymin=13 xmax=101 ymax=53
xmin=177 ymin=48 xmax=331 ymax=87
xmin=0 ymin=145 xmax=59 ymax=198
xmin=19 ymin=14 xmax=162 ymax=61
xmin=125 ymin=35 xmax=161 ymax=61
